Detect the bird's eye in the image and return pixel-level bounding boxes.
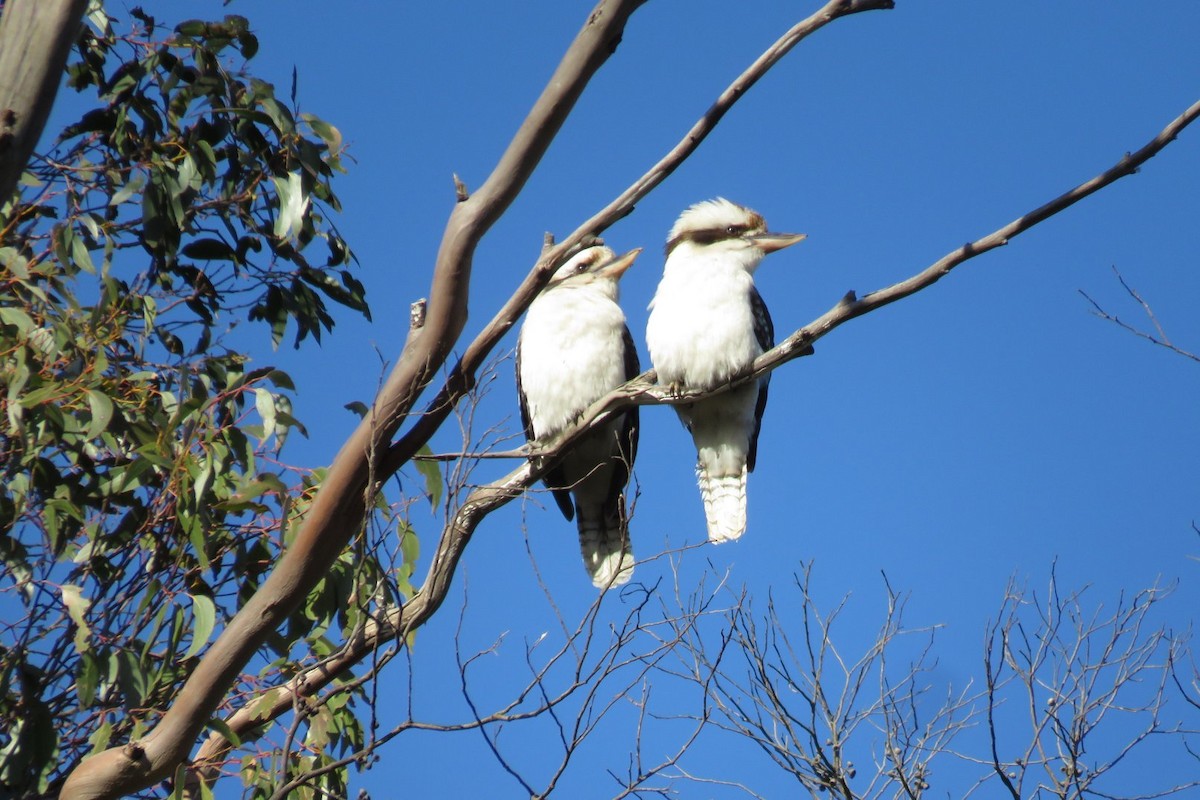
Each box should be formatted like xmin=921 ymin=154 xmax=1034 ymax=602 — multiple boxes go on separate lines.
xmin=726 ymin=225 xmax=741 ymax=236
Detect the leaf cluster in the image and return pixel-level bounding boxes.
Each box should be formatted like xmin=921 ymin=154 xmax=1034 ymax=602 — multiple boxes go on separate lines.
xmin=0 ymin=7 xmax=412 ymax=797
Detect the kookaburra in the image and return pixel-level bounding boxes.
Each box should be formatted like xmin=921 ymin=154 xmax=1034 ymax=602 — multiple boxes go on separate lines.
xmin=517 ymin=245 xmax=642 ymax=587
xmin=646 ymin=198 xmax=805 ymax=543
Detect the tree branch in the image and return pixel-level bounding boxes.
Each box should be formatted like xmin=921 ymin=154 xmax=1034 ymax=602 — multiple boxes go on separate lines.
xmin=0 ymin=0 xmax=88 ymax=205
xmin=1079 ymin=266 xmax=1200 ymax=363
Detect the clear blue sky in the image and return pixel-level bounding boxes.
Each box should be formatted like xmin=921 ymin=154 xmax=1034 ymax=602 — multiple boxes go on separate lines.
xmin=59 ymin=1 xmax=1200 ymax=796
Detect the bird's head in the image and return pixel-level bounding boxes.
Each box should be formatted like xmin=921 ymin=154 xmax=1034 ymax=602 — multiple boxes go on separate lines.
xmin=546 ymin=245 xmax=641 ymax=300
xmin=665 ymin=197 xmax=805 ymax=272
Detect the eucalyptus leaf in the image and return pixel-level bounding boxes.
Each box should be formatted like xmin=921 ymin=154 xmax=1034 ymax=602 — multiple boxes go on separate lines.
xmin=61 ymin=584 xmax=92 ymax=653
xmin=185 ymin=593 xmax=216 ymax=659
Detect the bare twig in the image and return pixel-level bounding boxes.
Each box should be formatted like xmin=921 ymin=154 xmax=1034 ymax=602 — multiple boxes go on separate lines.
xmin=974 ymin=570 xmax=1198 ymax=799
xmin=1079 ymin=266 xmax=1200 ymax=363
xmin=659 ymin=564 xmax=970 ymax=798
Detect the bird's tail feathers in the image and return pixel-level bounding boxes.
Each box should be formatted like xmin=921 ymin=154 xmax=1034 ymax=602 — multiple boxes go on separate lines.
xmin=577 ymin=503 xmax=634 ymax=589
xmin=698 ymin=466 xmax=748 ymax=543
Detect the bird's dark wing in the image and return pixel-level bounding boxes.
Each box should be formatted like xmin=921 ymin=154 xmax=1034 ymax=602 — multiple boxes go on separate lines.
xmin=605 ymin=325 xmax=641 ymax=511
xmin=516 ymin=337 xmax=575 ymax=521
xmin=514 ymin=340 xmax=535 ymax=443
xmin=747 ymin=287 xmax=774 ymax=473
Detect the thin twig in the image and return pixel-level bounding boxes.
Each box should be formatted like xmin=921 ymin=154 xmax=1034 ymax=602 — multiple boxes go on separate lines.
xmin=1079 ymin=266 xmax=1200 ymax=363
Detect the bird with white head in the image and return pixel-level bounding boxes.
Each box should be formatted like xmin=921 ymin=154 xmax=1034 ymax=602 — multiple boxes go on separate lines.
xmin=646 ymin=198 xmax=805 ymax=543
xmin=517 ymin=245 xmax=642 ymax=586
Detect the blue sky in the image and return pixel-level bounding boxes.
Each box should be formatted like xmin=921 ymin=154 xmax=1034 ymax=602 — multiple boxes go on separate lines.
xmin=50 ymin=1 xmax=1200 ymax=796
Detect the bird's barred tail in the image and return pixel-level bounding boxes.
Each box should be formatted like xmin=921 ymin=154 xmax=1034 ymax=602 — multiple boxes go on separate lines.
xmin=698 ymin=466 xmax=748 ymax=543
xmin=577 ymin=507 xmax=634 ymax=588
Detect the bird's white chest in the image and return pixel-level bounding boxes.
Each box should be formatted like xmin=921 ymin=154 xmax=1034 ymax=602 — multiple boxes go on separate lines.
xmin=519 ymin=287 xmax=629 ymax=438
xmin=646 ymin=260 xmax=761 ymax=390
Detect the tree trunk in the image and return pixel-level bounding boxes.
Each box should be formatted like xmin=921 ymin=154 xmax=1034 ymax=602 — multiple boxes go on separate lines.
xmin=0 ymin=0 xmax=88 ymax=204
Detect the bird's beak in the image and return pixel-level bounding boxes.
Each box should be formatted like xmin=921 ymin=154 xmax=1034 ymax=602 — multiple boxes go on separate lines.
xmin=597 ymin=247 xmax=642 ymax=279
xmin=749 ymin=232 xmax=807 ymax=254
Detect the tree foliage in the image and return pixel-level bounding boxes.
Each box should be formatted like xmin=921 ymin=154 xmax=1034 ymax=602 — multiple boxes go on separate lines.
xmin=0 ymin=6 xmax=405 ymax=796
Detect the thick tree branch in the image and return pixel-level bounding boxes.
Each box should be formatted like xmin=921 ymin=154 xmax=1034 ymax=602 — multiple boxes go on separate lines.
xmin=0 ymin=0 xmax=88 ymax=204
xmin=60 ymin=2 xmax=648 ymax=798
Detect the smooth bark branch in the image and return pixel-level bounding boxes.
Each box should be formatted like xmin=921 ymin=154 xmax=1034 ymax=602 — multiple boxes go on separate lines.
xmin=186 ymin=94 xmax=1199 ymax=789
xmin=0 ymin=0 xmax=88 ymax=204
xmin=61 ymin=2 xmax=646 ymax=798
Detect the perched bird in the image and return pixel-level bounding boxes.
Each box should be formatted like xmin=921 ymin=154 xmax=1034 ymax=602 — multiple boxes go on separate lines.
xmin=646 ymin=198 xmax=805 ymax=543
xmin=517 ymin=245 xmax=642 ymax=587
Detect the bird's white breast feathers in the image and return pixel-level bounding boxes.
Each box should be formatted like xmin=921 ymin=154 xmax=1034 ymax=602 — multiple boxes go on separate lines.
xmin=646 ymin=253 xmax=763 ymax=390
xmin=520 ymin=286 xmax=629 ymax=438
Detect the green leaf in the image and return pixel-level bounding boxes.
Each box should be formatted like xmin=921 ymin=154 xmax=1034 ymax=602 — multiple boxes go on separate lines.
xmin=174 ymin=19 xmax=207 ymax=37
xmin=415 ymin=445 xmax=443 ymax=508
xmin=301 ymin=113 xmax=342 ymax=152
xmin=76 ymin=649 xmax=101 ymax=706
xmin=176 ymin=154 xmax=201 ymax=194
xmin=185 ymin=593 xmax=216 ymax=659
xmin=343 ymin=401 xmax=369 ymax=418
xmin=141 ymin=294 xmax=157 ymax=335
xmin=237 ymin=31 xmax=259 ymax=60
xmin=305 ymin=705 xmax=333 ymax=750
xmin=80 ymin=212 xmax=101 ymax=242
xmin=181 ymin=237 xmax=237 ymax=262
xmin=71 ymin=234 xmax=96 ymax=274
xmin=109 ymin=174 xmax=145 ymax=206
xmin=142 ymin=177 xmax=163 ymax=252
xmin=254 ymin=388 xmax=276 ymax=441
xmin=87 ymin=719 xmax=113 ymax=755
xmin=182 ymin=510 xmax=210 ymax=571
xmin=0 ymin=306 xmax=35 ymax=335
xmin=248 ymin=687 xmax=286 ymax=722
xmin=115 ymin=649 xmax=148 ymax=709
xmin=300 ymin=266 xmax=369 ymax=313
xmin=271 ymin=172 xmax=308 ymax=240
xmin=399 ymin=524 xmax=419 ymax=580
xmin=0 ymin=245 xmax=30 ymax=277
xmin=85 ymin=389 xmax=114 ymax=438
xmin=62 ymin=584 xmax=92 ymax=653
xmin=216 ymin=472 xmax=287 ymax=512
xmin=265 ymin=369 xmax=295 ymax=391
xmin=204 ymin=717 xmax=242 ymax=747
xmin=193 ymin=456 xmax=213 ymax=506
